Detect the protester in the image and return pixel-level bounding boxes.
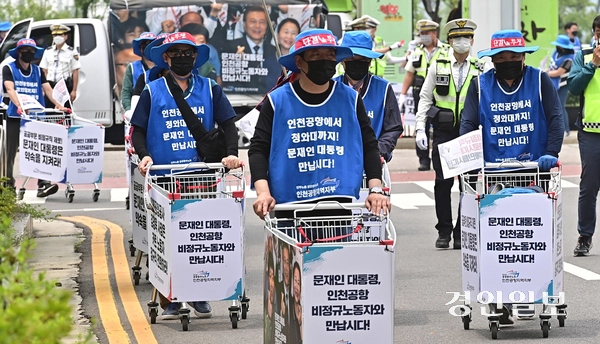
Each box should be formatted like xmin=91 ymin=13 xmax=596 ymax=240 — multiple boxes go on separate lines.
xmin=547 ymin=35 xmax=575 ymax=136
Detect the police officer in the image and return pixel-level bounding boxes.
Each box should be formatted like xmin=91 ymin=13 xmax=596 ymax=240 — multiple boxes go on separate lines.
xmin=39 ymin=24 xmax=81 ymax=107
xmin=460 ymin=29 xmax=564 ymax=324
xmin=401 ymin=20 xmax=451 ymax=171
xmin=343 ymin=15 xmax=404 ymax=78
xmin=121 ymin=32 xmax=156 ymax=111
xmin=131 ymin=32 xmax=242 ymax=320
xmin=3 ymin=38 xmax=68 ymax=197
xmin=334 ymin=30 xmax=403 ymax=161
xmin=415 ymin=19 xmax=486 ymax=249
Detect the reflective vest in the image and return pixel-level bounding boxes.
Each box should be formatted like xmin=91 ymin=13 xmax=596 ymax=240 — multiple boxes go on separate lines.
xmin=370 ymin=36 xmax=386 ymax=77
xmin=582 ymin=52 xmax=600 ymax=133
xmin=549 ymin=51 xmax=574 ymax=89
xmin=131 ymin=60 xmax=146 ymax=86
xmin=412 ymin=43 xmax=451 ymax=79
xmin=7 ymin=61 xmax=44 ymax=118
xmin=433 ymin=56 xmax=485 ymax=126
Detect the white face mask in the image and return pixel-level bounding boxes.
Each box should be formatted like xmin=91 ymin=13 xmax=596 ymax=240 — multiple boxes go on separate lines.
xmin=420 ymin=34 xmax=433 ymax=46
xmin=451 ymin=37 xmax=471 ymax=54
xmin=53 ymin=35 xmax=65 ymax=45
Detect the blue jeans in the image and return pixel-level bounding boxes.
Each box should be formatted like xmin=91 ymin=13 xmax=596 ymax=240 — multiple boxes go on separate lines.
xmin=578 ymin=130 xmax=600 ymax=237
xmin=557 ymin=86 xmax=570 ymax=135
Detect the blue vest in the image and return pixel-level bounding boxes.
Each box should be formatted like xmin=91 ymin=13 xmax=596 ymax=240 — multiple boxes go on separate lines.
xmin=7 ymin=62 xmax=45 ymax=118
xmin=146 ymin=75 xmax=214 ymax=174
xmin=550 ymin=51 xmax=574 ymax=89
xmin=131 ymin=60 xmax=146 ymax=86
xmin=333 ymin=75 xmax=388 ymax=138
xmin=478 ymin=66 xmax=548 ymax=163
xmin=267 ymin=81 xmax=363 ymax=204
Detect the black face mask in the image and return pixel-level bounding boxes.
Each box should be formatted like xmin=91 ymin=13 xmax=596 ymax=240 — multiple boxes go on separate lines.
xmin=572 ymin=31 xmax=579 ymax=37
xmin=344 ymin=60 xmax=371 ymax=81
xmin=20 ymin=51 xmax=35 ymax=63
xmin=170 ymin=56 xmax=195 ymax=76
xmin=302 ymin=58 xmax=337 ymax=85
xmin=494 ymin=60 xmax=523 ymax=81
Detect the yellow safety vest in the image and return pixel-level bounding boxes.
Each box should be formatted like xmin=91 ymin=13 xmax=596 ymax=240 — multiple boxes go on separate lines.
xmin=433 ymin=57 xmax=485 ymax=126
xmin=583 ymin=53 xmax=600 ymax=133
xmin=370 ymin=36 xmax=386 ymax=77
xmin=412 ymin=43 xmax=451 ymax=79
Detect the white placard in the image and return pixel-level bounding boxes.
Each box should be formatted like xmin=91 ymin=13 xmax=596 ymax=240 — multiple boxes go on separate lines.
xmin=130 ymin=160 xmax=148 ymax=253
xmin=460 ymin=193 xmax=481 ymax=301
xmin=148 ymin=187 xmax=172 ymax=299
xmin=19 ymin=119 xmax=68 ymax=182
xmin=18 ymin=93 xmax=44 ymax=111
xmin=66 ymin=125 xmax=104 ymax=184
xmin=553 ymin=192 xmax=564 ymax=293
xmin=479 ymin=193 xmax=554 ymax=303
xmin=52 ymin=78 xmax=70 ymax=106
xmin=170 ymin=197 xmax=244 ymax=301
xmin=438 ymin=129 xmax=484 ymax=179
xmin=302 ymin=245 xmax=394 ymax=342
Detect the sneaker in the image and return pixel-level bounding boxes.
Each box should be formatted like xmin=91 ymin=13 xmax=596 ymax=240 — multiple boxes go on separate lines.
xmin=435 ymin=235 xmax=450 ymax=249
xmin=514 ymin=304 xmax=535 ymax=320
xmin=574 ymin=235 xmax=593 ymax=256
xmin=37 ymin=183 xmax=58 ymax=198
xmin=499 ymin=305 xmax=514 ymax=325
xmin=161 ymin=302 xmax=181 ymax=320
xmin=191 ymin=301 xmax=213 ymax=318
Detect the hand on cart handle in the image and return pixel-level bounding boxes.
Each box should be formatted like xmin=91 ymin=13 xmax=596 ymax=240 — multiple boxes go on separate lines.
xmin=139 ymin=156 xmax=153 ymax=176
xmin=366 ymin=193 xmax=391 ymax=216
xmin=221 ymin=155 xmax=244 ymax=170
xmin=17 ymin=106 xmax=23 ymax=115
xmin=537 ymin=155 xmax=559 ymax=171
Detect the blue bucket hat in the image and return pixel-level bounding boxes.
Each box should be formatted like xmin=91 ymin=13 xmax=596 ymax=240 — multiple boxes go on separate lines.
xmin=150 ymin=32 xmax=210 ymax=70
xmin=0 ymin=21 xmax=11 ymax=32
xmin=477 ymin=29 xmax=539 ymax=59
xmin=8 ymin=38 xmax=44 ymax=60
xmin=132 ymin=32 xmax=157 ymax=57
xmin=339 ymin=31 xmax=383 ymax=59
xmin=144 ymin=33 xmax=169 ymax=59
xmin=278 ymin=29 xmax=353 ymax=73
xmin=551 ymin=35 xmax=575 ymax=50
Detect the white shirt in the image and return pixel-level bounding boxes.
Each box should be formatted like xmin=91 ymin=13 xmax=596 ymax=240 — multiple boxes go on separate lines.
xmin=415 ymin=49 xmax=490 ymax=131
xmin=39 ymin=44 xmax=81 ymax=83
xmin=246 ymin=35 xmax=264 ymax=55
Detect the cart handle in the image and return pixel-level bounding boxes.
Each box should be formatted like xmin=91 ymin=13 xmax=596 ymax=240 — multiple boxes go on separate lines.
xmin=484 ymin=160 xmax=561 ymax=170
xmin=149 ymin=162 xmax=229 ymax=172
xmin=272 ymin=201 xmax=374 ymax=212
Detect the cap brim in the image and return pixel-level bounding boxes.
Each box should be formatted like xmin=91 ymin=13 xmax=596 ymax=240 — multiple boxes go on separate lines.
xmin=150 ymin=41 xmax=210 ymax=70
xmin=8 ymin=45 xmax=44 ymax=60
xmin=144 ymin=37 xmax=166 ymax=59
xmin=477 ymin=46 xmax=539 ymax=59
xmin=278 ymin=46 xmax=354 ymax=73
xmin=348 ymin=47 xmax=383 ymax=59
xmin=550 ymin=41 xmax=574 ymax=50
xmin=0 ymin=23 xmax=11 ymax=31
xmin=133 ymin=38 xmax=155 ymax=57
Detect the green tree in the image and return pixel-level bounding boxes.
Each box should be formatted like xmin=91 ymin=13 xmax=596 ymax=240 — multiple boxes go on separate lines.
xmin=0 ymin=0 xmax=73 ymax=23
xmin=413 ymin=0 xmax=460 ymax=38
xmin=74 ymin=0 xmax=110 ymax=18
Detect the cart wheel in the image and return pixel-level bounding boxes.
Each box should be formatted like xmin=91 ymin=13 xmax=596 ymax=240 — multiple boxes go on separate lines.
xmin=125 ymin=196 xmax=130 ymax=210
xmin=181 ymin=315 xmax=189 ymax=331
xmin=558 ymin=315 xmax=566 ymax=327
xmin=133 ymin=271 xmax=141 ymax=285
xmin=462 ymin=314 xmax=470 ymax=330
xmin=68 ymin=193 xmax=74 ymax=203
xmin=490 ymin=322 xmax=498 ymax=340
xmin=146 ymin=271 xmax=149 ymax=280
xmin=542 ymin=320 xmax=550 ymax=338
xmin=231 ymin=314 xmax=238 ymax=329
xmin=129 ymin=243 xmax=136 ymax=257
xmin=241 ymin=303 xmax=248 ymax=320
xmin=93 ymin=192 xmax=99 ymax=202
xmin=17 ymin=189 xmax=25 ymax=201
xmin=149 ymin=308 xmax=158 ymax=324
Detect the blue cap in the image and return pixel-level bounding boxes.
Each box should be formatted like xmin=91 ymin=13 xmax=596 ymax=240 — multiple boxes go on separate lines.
xmin=477 ymin=29 xmax=539 ymax=59
xmin=144 ymin=33 xmax=168 ymax=59
xmin=132 ymin=32 xmax=157 ymax=57
xmin=339 ymin=31 xmax=383 ymax=59
xmin=551 ymin=35 xmax=575 ymax=50
xmin=0 ymin=21 xmax=11 ymax=31
xmin=150 ymin=32 xmax=210 ymax=70
xmin=8 ymin=38 xmax=44 ymax=60
xmin=278 ymin=29 xmax=353 ymax=73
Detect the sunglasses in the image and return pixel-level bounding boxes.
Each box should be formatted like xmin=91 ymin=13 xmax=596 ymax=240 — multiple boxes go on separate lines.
xmin=166 ymin=49 xmax=196 ymax=58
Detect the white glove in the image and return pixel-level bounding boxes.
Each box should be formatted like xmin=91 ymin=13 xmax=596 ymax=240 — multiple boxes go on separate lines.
xmin=399 ymin=94 xmax=407 ymax=109
xmin=389 ymin=41 xmax=403 ymax=50
xmin=416 ymin=129 xmax=428 ymax=150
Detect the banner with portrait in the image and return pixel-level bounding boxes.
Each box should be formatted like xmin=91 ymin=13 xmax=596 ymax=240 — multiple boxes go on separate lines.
xmin=109 ymin=2 xmax=326 ymax=99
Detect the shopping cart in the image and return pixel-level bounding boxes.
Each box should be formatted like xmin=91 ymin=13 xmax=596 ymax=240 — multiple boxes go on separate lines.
xmin=144 ymin=162 xmax=249 ymax=331
xmin=128 ymin=154 xmax=150 ymax=285
xmin=17 ymin=109 xmax=104 ymax=202
xmin=458 ymin=161 xmax=566 ymax=339
xmin=357 ymin=159 xmax=392 ymax=202
xmin=263 ymin=202 xmax=396 ymax=343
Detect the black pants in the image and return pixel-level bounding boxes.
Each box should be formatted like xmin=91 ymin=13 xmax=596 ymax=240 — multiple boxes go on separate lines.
xmin=432 ymin=128 xmax=461 ymax=240
xmin=416 ymin=118 xmax=431 ymax=166
xmin=4 ymin=117 xmax=49 ymax=189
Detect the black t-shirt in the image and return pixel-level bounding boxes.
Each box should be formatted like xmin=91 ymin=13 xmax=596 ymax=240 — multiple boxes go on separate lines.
xmin=248 ymin=79 xmax=382 ymax=184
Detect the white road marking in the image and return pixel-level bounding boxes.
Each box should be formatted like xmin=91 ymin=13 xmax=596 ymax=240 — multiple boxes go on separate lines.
xmin=563 ymin=262 xmax=600 ymax=280
xmin=110 ymin=188 xmax=129 ymax=202
xmin=391 ymin=193 xmax=435 ymax=210
xmin=21 ymin=190 xmax=47 ymax=204
xmin=51 ymin=207 xmax=126 ymax=213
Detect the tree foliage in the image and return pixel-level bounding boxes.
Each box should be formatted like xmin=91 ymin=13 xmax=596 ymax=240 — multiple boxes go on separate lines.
xmin=558 ymin=0 xmax=598 ymax=46
xmin=0 ymin=0 xmax=74 ymax=23
xmin=74 ymin=0 xmax=110 ymax=19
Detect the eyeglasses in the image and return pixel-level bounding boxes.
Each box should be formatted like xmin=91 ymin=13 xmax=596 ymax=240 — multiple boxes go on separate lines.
xmin=166 ymin=49 xmax=196 ymax=58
